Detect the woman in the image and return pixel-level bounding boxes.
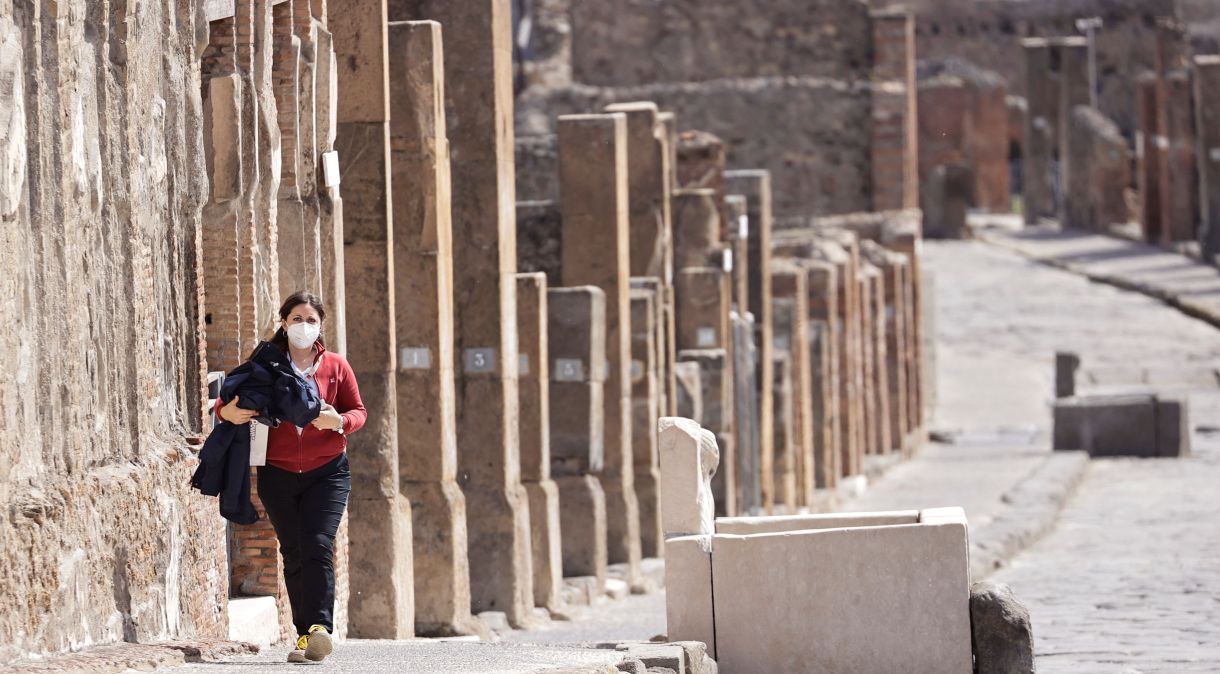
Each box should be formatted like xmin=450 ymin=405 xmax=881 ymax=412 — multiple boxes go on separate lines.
xmin=218 ymin=291 xmax=365 ymax=663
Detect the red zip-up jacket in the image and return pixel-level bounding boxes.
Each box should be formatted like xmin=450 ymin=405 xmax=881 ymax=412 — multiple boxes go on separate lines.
xmin=215 ymin=343 xmax=366 ymax=473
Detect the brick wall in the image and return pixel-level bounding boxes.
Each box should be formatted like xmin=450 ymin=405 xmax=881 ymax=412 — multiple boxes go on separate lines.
xmin=0 ymin=0 xmax=227 ymax=661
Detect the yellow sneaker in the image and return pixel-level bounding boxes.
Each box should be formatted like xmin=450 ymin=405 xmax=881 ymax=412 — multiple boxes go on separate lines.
xmin=304 ymin=624 xmax=333 ymax=662
xmin=286 ymin=635 xmax=308 ymax=663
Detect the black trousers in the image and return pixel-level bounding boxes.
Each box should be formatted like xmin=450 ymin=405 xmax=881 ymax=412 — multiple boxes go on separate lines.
xmin=257 ymin=453 xmax=351 ymax=637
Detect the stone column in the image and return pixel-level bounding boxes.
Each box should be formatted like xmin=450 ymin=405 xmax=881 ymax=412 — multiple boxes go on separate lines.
xmin=1057 ymin=38 xmax=1091 ymax=225
xmin=1137 ymin=74 xmax=1164 ymax=245
xmin=630 ymin=288 xmax=663 ymax=558
xmin=726 ymin=195 xmax=750 ymax=312
xmin=516 ymin=273 xmax=563 ymax=611
xmin=604 ymin=101 xmax=674 ymax=441
xmin=771 ymin=265 xmax=813 ymax=508
xmin=548 ymin=286 xmax=609 ymax=590
xmin=331 ymin=0 xmax=413 ymax=638
xmin=1164 ymin=70 xmax=1199 ymax=244
xmin=676 ymin=267 xmax=735 ymax=515
xmin=724 ymin=170 xmax=774 ymax=513
xmin=386 ymin=20 xmax=483 ymax=637
xmin=558 ymin=113 xmax=642 ymax=581
xmin=391 ymin=0 xmax=533 ymax=626
xmin=632 ymin=276 xmax=670 ymax=425
xmin=315 ymin=26 xmax=347 ymax=354
xmin=869 ymin=8 xmax=919 ymax=211
xmin=1022 ymin=38 xmax=1057 ymax=225
xmin=862 ymin=242 xmax=909 ymax=454
xmin=858 ymin=269 xmax=877 ymax=456
xmin=769 ymin=349 xmax=796 ymax=512
xmin=865 ymin=264 xmax=892 ymax=455
xmin=672 ymin=188 xmax=720 ymax=270
xmin=1196 ymin=56 xmax=1220 ymax=263
xmin=800 ymin=260 xmax=841 ymax=487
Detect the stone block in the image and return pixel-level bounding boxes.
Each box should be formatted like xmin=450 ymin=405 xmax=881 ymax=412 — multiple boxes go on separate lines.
xmin=517 ymin=199 xmax=563 ymax=279
xmin=1155 ymin=395 xmax=1191 ymax=458
xmin=548 ymin=286 xmax=608 ymax=383
xmin=525 ymin=479 xmax=563 ymax=610
xmin=674 ymin=361 xmax=704 ymax=424
xmin=731 ymin=313 xmax=762 ymax=516
xmin=1053 ymin=394 xmax=1190 ymax=458
xmin=630 ymin=288 xmax=663 ymax=558
xmin=678 ymin=349 xmax=730 ymax=433
xmin=604 ymin=102 xmax=672 ymax=281
xmin=1055 ymin=351 xmax=1080 ymax=398
xmin=970 ymin=580 xmax=1034 ymax=674
xmin=556 ymin=474 xmax=608 ymax=589
xmin=675 ymin=267 xmax=729 ymax=351
xmin=549 ymin=381 xmax=605 ymax=474
xmin=663 ymin=535 xmax=715 ymax=656
xmin=709 ymin=511 xmax=972 ymax=673
xmin=672 ymin=188 xmax=721 ymax=271
xmin=517 ymin=273 xmax=551 ymax=481
xmin=922 ymin=162 xmax=973 ymax=238
xmin=657 ymin=417 xmax=720 ymax=538
xmin=715 ymin=510 xmax=920 ymax=535
xmin=770 ymin=351 xmax=796 ymax=511
xmin=676 ymin=130 xmax=729 ymax=236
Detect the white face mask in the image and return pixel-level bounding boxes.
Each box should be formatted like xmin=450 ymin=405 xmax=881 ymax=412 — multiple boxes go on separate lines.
xmin=286 ymin=322 xmax=321 ymax=350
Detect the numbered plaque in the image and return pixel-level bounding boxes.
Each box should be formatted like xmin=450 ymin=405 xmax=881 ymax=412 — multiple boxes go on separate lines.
xmin=464 ymin=348 xmax=496 ymax=374
xmin=553 ymin=358 xmax=584 ymax=382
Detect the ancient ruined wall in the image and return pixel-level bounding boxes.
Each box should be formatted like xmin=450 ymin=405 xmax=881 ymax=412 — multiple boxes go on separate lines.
xmin=517 ymin=0 xmax=884 ymax=221
xmin=568 ymin=0 xmax=874 ymax=87
xmin=907 ymin=0 xmax=1178 ymax=137
xmin=0 ymin=0 xmax=228 ymax=662
xmin=519 ymin=78 xmax=873 ymax=221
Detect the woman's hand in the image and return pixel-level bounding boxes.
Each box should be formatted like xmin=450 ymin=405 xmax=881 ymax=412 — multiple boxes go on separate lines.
xmin=311 ymin=404 xmax=343 ymax=432
xmin=220 ymin=396 xmax=257 ymax=425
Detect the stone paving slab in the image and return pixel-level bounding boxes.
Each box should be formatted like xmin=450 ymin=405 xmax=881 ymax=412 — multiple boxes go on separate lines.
xmin=980 ymin=224 xmax=1220 ymax=329
xmin=991 ymin=393 xmax=1220 ymax=672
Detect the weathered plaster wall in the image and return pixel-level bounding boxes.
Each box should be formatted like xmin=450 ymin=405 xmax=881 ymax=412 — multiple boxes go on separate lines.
xmin=0 ymin=0 xmax=227 ymax=662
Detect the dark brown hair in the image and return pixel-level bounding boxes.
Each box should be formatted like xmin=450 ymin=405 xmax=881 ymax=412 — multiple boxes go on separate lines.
xmin=271 ymin=291 xmax=326 ymax=353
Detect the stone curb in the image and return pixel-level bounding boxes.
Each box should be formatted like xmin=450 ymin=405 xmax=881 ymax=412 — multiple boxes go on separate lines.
xmin=980 ymin=232 xmax=1220 ymax=330
xmin=969 ymin=450 xmax=1090 ymax=580
xmin=0 ymin=639 xmax=259 ymax=674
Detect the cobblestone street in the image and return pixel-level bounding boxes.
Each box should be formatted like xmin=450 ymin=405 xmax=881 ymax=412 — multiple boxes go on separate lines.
xmin=991 ymin=391 xmax=1220 ymax=672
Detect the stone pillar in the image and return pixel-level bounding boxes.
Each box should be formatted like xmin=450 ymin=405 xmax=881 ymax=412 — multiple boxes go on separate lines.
xmin=724 ymin=170 xmax=774 ymax=514
xmin=387 ymin=20 xmax=481 ymax=637
xmin=548 ymin=287 xmax=609 ymax=590
xmin=1021 ymin=38 xmax=1057 ymax=225
xmin=862 ymin=243 xmax=910 ymax=454
xmin=557 ymin=113 xmax=642 ymax=581
xmin=870 ymin=8 xmax=920 ymax=211
xmin=315 ymin=25 xmax=347 ymax=354
xmin=1163 ymin=70 xmax=1199 ymax=244
xmin=857 ymin=270 xmax=877 ymax=457
xmin=605 ymin=101 xmax=675 ymax=442
xmin=1057 ymin=39 xmax=1091 ymax=224
xmin=769 ymin=349 xmax=796 ymax=511
xmin=675 ymin=266 xmax=735 ymax=516
xmin=865 ymin=265 xmax=892 ymax=455
xmin=331 ymin=0 xmax=413 ymax=638
xmin=1196 ymin=56 xmax=1220 ymax=263
xmin=672 ymin=188 xmax=720 ymax=270
xmin=391 ymin=0 xmax=533 ymax=626
xmin=516 ymin=273 xmax=563 ymax=611
xmin=731 ymin=310 xmax=762 ymax=515
xmin=801 ymin=261 xmax=841 ymax=488
xmin=630 ymin=288 xmax=663 ymax=558
xmin=726 ymin=195 xmax=749 ymax=312
xmin=771 ymin=265 xmax=814 ymax=508
xmin=1137 ymin=74 xmax=1164 ymax=244
xmin=631 ymin=276 xmax=670 ymax=426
